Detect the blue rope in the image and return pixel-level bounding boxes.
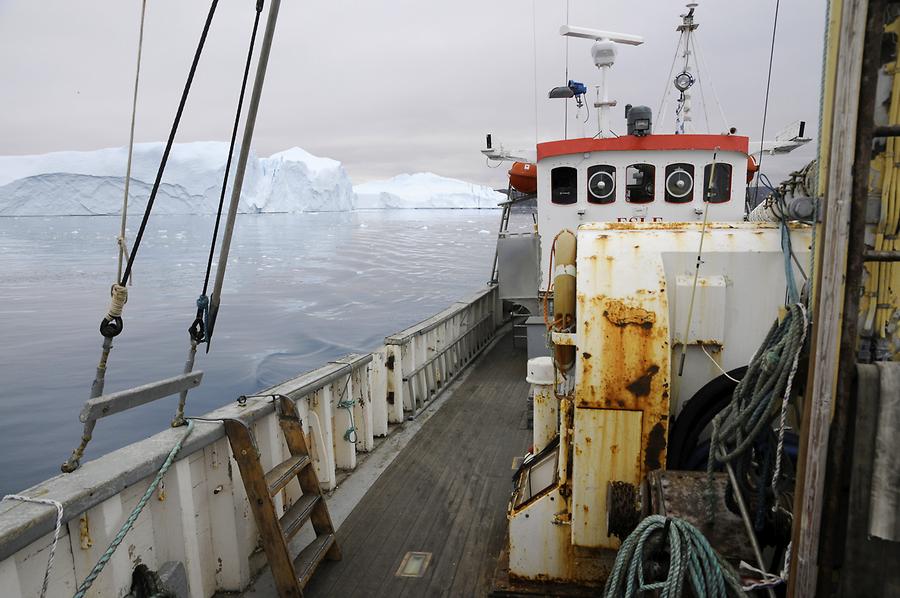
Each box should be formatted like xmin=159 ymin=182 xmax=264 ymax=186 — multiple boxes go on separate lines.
xmin=73 ymin=421 xmax=194 ymax=598
xmin=780 ymin=219 xmax=800 ymax=304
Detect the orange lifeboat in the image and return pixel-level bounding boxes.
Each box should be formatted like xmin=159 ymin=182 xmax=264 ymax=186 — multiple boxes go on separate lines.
xmin=508 ymin=161 xmax=537 ymax=194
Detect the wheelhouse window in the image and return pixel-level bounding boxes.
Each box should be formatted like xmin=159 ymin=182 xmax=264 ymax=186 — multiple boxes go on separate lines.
xmin=587 ymin=165 xmax=616 ymax=204
xmin=551 ymin=166 xmax=577 ymax=205
xmin=664 ymin=163 xmax=695 ymax=203
xmin=703 ymin=163 xmax=732 ymax=203
xmin=625 ymin=163 xmax=655 ymax=203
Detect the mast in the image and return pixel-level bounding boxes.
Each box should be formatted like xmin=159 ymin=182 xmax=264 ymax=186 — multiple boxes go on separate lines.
xmin=674 ymin=4 xmax=699 ymax=134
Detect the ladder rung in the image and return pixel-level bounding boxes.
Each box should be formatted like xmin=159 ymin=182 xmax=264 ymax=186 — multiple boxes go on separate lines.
xmin=266 ymin=454 xmax=311 ymax=496
xmin=279 ymin=494 xmax=320 ymax=539
xmin=294 ymin=533 xmax=335 ymax=588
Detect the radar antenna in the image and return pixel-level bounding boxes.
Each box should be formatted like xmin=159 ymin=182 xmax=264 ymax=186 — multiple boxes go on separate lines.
xmin=560 ymin=26 xmax=644 ymax=138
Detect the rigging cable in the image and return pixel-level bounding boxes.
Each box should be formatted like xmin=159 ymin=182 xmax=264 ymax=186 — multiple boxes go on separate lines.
xmin=117 ymin=0 xmax=147 ymax=286
xmin=174 ymin=0 xmax=266 ymax=427
xmin=693 ymin=32 xmax=730 ymax=132
xmin=690 ymin=34 xmax=711 ymax=134
xmin=564 ymin=0 xmax=570 ymax=139
xmin=117 ymin=0 xmax=221 ymax=290
xmin=657 ymin=31 xmax=685 ymax=133
xmin=62 ymin=0 xmax=220 ymax=473
xmin=532 ymin=0 xmax=539 ymax=146
xmin=751 ymin=0 xmax=782 ymax=211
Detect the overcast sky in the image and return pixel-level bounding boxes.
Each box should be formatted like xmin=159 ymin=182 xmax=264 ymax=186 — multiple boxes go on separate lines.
xmin=0 ymin=0 xmax=825 ymax=187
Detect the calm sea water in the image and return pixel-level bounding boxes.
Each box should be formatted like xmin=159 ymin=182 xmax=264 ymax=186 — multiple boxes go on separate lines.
xmin=0 ymin=210 xmax=511 ymax=493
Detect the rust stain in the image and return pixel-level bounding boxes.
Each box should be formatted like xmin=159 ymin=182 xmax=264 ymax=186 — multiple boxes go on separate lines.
xmin=626 ymin=365 xmax=661 ymax=398
xmin=583 ymin=352 xmax=592 ymax=359
xmin=645 ymin=422 xmax=667 ymax=471
xmin=602 ymin=300 xmax=656 ymax=329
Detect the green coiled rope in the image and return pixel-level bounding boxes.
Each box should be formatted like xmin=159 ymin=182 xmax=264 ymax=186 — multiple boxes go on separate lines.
xmin=603 ymin=515 xmax=747 ymax=598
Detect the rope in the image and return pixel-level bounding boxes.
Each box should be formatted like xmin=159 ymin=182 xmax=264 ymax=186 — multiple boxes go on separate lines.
xmin=188 ymin=0 xmax=263 ymax=357
xmin=751 ymin=0 xmax=781 ymax=206
xmin=1 ymin=496 xmax=63 ymax=598
xmin=117 ymin=0 xmax=147 ymax=285
xmin=707 ymin=303 xmax=807 ymax=519
xmin=336 ymin=372 xmax=358 ymax=443
xmin=119 ymin=0 xmax=220 ymax=287
xmin=73 ymin=421 xmax=194 ymax=598
xmin=771 ymin=303 xmax=808 ymax=493
xmin=700 ymin=344 xmax=741 ymax=383
xmin=603 ymin=515 xmax=747 ymax=598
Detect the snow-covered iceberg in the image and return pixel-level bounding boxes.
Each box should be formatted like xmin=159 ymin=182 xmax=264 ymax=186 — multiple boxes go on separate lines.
xmin=353 ymin=172 xmax=503 ymax=209
xmin=0 ymin=142 xmax=355 ymax=216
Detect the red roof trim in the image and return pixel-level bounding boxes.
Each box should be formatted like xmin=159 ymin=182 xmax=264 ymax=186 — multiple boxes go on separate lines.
xmin=536 ymin=135 xmax=749 ymax=161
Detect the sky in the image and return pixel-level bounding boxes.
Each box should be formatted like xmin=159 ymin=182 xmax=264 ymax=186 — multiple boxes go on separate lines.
xmin=0 ymin=0 xmax=826 ymax=188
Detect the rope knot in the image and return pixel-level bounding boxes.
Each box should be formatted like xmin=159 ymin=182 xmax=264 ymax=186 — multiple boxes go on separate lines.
xmin=107 ymin=284 xmax=128 ymax=318
xmin=99 ymin=284 xmax=128 ymax=338
xmin=189 ymin=294 xmax=210 ymax=343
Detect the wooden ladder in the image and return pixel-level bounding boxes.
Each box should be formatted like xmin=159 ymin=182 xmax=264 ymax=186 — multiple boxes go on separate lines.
xmin=224 ymin=396 xmax=341 ymax=597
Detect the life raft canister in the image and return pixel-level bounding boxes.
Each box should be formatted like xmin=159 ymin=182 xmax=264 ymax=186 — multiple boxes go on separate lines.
xmin=746 ymin=155 xmax=759 ymax=184
xmin=508 ymin=161 xmax=537 ymax=194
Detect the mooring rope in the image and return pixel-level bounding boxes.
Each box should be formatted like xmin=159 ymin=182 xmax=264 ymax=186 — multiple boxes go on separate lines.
xmin=603 ymin=515 xmax=747 ymax=598
xmin=73 ymin=421 xmax=194 ymax=598
xmin=1 ymin=496 xmax=63 ymax=598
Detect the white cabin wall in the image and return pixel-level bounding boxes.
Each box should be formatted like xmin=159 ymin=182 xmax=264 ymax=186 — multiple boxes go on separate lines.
xmin=536 ymin=149 xmax=748 ymax=291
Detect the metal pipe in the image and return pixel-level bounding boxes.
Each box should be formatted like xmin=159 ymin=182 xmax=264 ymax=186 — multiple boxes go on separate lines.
xmin=863 ymin=250 xmax=900 ymax=261
xmin=724 ymin=462 xmax=778 ymax=598
xmin=872 ymin=124 xmax=900 ymax=137
xmin=206 ymin=0 xmax=281 ymax=345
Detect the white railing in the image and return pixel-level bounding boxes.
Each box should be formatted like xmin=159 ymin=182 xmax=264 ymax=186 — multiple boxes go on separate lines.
xmin=0 ymin=285 xmax=499 ymax=598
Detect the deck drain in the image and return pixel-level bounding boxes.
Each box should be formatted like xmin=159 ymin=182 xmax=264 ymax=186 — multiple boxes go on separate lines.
xmin=396 ymin=551 xmax=432 ymax=578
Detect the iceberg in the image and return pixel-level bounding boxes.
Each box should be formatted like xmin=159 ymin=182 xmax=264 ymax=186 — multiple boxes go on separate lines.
xmin=353 ymin=172 xmax=503 ymax=209
xmin=0 ymin=142 xmax=355 ymax=216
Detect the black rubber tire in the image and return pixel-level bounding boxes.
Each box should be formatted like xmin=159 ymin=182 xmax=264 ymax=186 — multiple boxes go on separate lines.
xmin=667 ymin=366 xmax=747 ymax=470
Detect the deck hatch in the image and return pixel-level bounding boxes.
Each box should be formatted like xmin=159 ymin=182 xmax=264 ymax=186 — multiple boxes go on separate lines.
xmin=396 ymin=551 xmax=432 ymax=577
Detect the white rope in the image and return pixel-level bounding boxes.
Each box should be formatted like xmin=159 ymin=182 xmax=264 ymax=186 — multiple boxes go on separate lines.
xmin=700 ymin=344 xmax=740 ymax=383
xmin=106 ymin=284 xmax=128 ymax=319
xmin=2 ymin=495 xmax=64 ymax=598
xmin=117 ymin=0 xmax=148 ymax=284
xmin=771 ymin=302 xmax=808 ymax=496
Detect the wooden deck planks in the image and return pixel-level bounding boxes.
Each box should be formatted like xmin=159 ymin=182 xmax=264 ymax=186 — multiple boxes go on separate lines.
xmin=306 ymin=333 xmax=530 ymax=597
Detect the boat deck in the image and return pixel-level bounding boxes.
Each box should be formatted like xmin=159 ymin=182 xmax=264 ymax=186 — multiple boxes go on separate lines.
xmin=306 ymin=332 xmax=529 ymax=597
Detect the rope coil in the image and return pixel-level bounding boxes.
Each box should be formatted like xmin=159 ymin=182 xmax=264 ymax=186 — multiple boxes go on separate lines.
xmin=707 ymin=303 xmax=808 ymax=525
xmin=603 ymin=515 xmax=747 ymax=598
